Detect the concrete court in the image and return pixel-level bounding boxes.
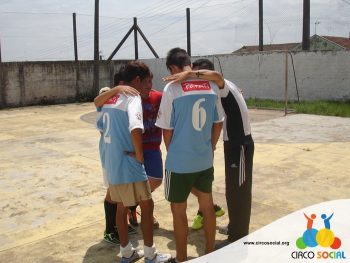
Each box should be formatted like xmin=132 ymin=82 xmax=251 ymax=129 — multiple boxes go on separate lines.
xmin=0 ymin=103 xmax=349 ymax=263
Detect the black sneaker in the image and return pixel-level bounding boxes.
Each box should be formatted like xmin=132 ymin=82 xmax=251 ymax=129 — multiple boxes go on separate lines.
xmin=218 ymin=225 xmax=228 ymax=235
xmin=128 ymin=225 xmax=138 ymax=234
xmin=113 ymin=225 xmax=137 ymax=235
xmin=215 ymin=239 xmax=232 ymax=250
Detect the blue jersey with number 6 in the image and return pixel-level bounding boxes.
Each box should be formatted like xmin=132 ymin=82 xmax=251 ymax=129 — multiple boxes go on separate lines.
xmin=155 ymin=79 xmax=224 ymax=173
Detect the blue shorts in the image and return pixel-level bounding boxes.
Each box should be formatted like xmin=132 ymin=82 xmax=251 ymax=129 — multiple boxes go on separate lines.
xmin=144 ymin=149 xmax=163 ymax=180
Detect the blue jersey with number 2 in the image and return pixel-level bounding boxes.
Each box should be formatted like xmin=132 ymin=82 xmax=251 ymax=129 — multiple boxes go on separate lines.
xmin=100 ymin=94 xmax=147 ymax=185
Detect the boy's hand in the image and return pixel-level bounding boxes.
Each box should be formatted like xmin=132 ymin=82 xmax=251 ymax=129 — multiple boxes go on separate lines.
xmin=115 ymin=85 xmax=139 ymax=96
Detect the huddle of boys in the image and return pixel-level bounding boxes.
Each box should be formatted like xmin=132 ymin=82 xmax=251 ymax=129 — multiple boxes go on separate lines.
xmin=95 ymin=48 xmax=254 ymax=263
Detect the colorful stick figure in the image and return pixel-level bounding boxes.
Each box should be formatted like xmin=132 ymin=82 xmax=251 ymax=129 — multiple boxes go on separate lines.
xmin=321 ymin=213 xmax=334 ymax=229
xmin=304 ymin=213 xmax=316 ymax=229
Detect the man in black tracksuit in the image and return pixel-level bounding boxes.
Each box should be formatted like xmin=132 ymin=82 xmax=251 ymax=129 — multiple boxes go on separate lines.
xmin=220 ymin=79 xmax=254 ymax=243
xmin=192 ymin=59 xmax=255 ymax=245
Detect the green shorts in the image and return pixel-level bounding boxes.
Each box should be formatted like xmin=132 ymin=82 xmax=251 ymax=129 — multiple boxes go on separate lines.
xmin=164 ymin=167 xmax=214 ymax=203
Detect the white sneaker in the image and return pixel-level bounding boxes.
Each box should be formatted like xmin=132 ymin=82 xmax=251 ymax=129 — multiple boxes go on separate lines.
xmin=144 ymin=252 xmax=171 ymax=263
xmin=121 ymin=249 xmax=144 ymax=263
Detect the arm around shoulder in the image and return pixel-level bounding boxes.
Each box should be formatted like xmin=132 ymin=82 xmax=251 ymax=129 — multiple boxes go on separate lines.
xmin=94 ymin=85 xmax=139 ymax=107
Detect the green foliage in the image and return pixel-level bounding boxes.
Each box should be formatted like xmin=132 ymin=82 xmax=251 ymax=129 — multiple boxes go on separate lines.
xmin=246 ymin=99 xmax=350 ymax=117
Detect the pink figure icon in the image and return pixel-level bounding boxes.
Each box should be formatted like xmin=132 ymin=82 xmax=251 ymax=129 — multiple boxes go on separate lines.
xmin=304 ymin=213 xmax=317 ymax=229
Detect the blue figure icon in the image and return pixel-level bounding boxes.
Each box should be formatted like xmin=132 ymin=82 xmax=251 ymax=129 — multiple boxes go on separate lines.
xmin=321 ymin=213 xmax=334 ymax=229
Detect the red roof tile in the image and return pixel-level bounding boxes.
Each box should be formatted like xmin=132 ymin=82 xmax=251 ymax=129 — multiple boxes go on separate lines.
xmin=321 ymin=36 xmax=350 ymax=50
xmin=233 ymin=35 xmax=350 ymax=53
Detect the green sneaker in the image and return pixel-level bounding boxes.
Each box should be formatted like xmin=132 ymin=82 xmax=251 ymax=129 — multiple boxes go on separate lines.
xmin=214 ymin=204 xmax=225 ymax=217
xmin=103 ymin=231 xmax=120 ymax=245
xmin=191 ymin=214 xmax=203 ymax=230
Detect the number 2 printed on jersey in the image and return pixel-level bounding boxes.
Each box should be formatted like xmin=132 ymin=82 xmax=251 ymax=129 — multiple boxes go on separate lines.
xmin=102 ymin=112 xmax=111 ymax=143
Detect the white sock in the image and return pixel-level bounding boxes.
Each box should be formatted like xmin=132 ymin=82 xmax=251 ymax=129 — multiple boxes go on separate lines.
xmin=144 ymin=243 xmax=156 ymax=259
xmin=121 ymin=242 xmax=134 ymax=258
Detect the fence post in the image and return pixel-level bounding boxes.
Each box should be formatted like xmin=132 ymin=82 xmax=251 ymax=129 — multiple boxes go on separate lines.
xmin=134 ymin=17 xmax=138 ymax=60
xmin=186 ymin=8 xmax=191 ymax=56
xmin=302 ymin=0 xmax=310 ymax=50
xmin=259 ymin=0 xmax=263 ymax=51
xmin=93 ymin=0 xmax=100 ymax=95
xmin=284 ymin=52 xmax=288 ymax=116
xmin=73 ymin=13 xmax=78 ymax=62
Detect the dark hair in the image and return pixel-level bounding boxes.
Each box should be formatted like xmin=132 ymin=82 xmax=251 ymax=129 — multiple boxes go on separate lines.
xmin=166 ymin=47 xmax=191 ymax=70
xmin=114 ymin=66 xmax=126 ymax=86
xmin=123 ymin=61 xmax=151 ymax=83
xmin=192 ymin=58 xmax=214 ymax=70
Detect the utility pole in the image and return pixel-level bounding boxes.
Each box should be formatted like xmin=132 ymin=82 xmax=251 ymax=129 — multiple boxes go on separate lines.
xmin=93 ymin=0 xmax=99 ymax=94
xmin=0 ymin=39 xmax=2 ymax=63
xmin=73 ymin=13 xmax=78 ymax=61
xmin=314 ymin=20 xmax=320 ymax=35
xmin=259 ymin=0 xmax=263 ymax=51
xmin=186 ymin=8 xmax=191 ymax=56
xmin=302 ymin=0 xmax=310 ymax=50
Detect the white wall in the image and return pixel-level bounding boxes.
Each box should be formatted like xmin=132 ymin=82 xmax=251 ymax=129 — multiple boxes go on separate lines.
xmin=1 ymin=51 xmax=349 ymax=108
xmin=143 ymin=50 xmax=350 ymax=101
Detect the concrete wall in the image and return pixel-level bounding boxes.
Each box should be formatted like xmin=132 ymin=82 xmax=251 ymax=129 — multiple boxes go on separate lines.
xmin=0 ymin=60 xmax=128 ymax=108
xmin=0 ymin=51 xmax=349 ymax=108
xmin=144 ymin=50 xmax=350 ymax=102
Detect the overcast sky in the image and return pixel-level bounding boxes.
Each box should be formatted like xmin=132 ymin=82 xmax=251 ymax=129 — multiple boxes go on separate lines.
xmin=0 ymin=0 xmax=349 ymax=62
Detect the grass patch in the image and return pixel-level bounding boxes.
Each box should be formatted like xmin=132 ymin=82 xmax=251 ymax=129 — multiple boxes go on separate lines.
xmin=246 ymin=99 xmax=350 ymax=117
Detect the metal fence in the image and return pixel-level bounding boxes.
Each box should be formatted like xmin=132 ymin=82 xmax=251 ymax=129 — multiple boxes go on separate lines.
xmin=1 ymin=0 xmax=349 ymax=62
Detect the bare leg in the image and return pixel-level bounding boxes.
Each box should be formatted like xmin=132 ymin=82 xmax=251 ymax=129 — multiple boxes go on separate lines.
xmin=139 ymin=198 xmax=154 ymax=247
xmin=116 ymin=202 xmax=129 ymax=247
xmin=197 ymin=190 xmax=215 ymax=254
xmin=171 ymin=202 xmax=188 ymax=262
xmin=148 ymin=177 xmax=162 ymax=192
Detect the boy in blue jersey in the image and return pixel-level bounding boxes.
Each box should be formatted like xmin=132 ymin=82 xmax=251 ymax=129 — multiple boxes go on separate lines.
xmin=95 ymin=68 xmax=164 ymax=229
xmin=155 ymin=48 xmax=225 ymax=262
xmin=164 ymin=58 xmax=255 ymax=249
xmin=96 ymin=74 xmax=138 ymax=246
xmin=100 ymin=61 xmax=170 ymax=263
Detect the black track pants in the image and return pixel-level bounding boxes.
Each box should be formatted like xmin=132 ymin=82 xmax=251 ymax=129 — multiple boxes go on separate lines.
xmin=224 ymin=137 xmax=254 ymax=242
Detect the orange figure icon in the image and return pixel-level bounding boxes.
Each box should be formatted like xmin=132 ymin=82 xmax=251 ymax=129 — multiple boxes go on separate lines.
xmin=304 ymin=213 xmax=316 ymax=229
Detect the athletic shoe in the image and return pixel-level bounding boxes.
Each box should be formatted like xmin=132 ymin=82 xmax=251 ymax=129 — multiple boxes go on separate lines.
xmin=128 ymin=225 xmax=138 ymax=234
xmin=121 ymin=249 xmax=144 ymax=263
xmin=191 ymin=214 xmax=203 ymax=230
xmin=144 ymin=252 xmax=171 ymax=263
xmin=218 ymin=225 xmax=228 ymax=235
xmin=114 ymin=225 xmax=137 ymax=235
xmin=214 ymin=204 xmax=225 ymax=217
xmin=153 ymin=216 xmax=160 ymax=229
xmin=215 ymin=239 xmax=232 ymax=250
xmin=166 ymin=258 xmax=178 ymax=263
xmin=128 ymin=210 xmax=139 ymax=227
xmin=103 ymin=231 xmax=120 ymax=245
